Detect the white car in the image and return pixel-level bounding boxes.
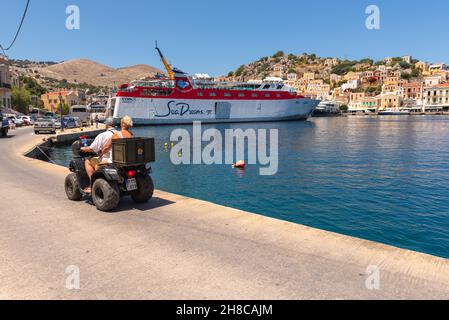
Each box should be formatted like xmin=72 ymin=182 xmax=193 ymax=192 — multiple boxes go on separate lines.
xmin=20 ymin=116 xmax=33 ymax=126
xmin=34 ymin=117 xmax=56 ymax=134
xmin=7 ymin=115 xmax=24 ymax=127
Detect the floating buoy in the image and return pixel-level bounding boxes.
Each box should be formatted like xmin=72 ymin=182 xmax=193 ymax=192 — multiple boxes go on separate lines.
xmin=232 ymin=160 xmax=246 ymax=169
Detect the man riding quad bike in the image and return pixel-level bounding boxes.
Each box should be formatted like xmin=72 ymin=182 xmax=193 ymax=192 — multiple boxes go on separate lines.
xmin=64 ymin=135 xmax=155 ymax=212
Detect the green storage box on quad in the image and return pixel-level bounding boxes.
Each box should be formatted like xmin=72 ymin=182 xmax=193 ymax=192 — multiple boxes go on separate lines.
xmin=112 ymin=138 xmax=156 ymax=165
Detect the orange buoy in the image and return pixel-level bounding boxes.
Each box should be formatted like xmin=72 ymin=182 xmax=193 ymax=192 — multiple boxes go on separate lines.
xmin=233 ymin=160 xmax=246 ymax=169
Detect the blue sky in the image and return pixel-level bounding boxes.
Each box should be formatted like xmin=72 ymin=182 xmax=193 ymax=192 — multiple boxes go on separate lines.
xmin=1 ymin=0 xmax=449 ymax=76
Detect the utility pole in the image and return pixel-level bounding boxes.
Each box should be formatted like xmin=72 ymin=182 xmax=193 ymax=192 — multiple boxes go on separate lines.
xmin=59 ymin=91 xmax=64 ymax=132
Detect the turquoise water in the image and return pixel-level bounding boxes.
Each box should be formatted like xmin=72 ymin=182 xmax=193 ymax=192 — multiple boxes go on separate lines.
xmin=51 ymin=116 xmax=449 ymax=259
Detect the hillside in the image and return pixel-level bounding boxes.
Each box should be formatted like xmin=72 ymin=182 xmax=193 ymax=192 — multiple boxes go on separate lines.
xmin=38 ymin=59 xmax=163 ymax=87
xmin=226 ymin=51 xmax=420 ymax=84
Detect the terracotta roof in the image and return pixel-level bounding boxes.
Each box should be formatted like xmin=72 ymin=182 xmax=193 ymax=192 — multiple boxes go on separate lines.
xmin=402 ymin=82 xmax=421 ymax=87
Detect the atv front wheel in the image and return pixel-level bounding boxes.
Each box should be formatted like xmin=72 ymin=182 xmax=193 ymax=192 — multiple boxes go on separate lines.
xmin=65 ymin=173 xmax=83 ymax=201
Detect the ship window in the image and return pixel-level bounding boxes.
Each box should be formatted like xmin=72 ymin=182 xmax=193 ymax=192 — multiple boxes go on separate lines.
xmin=238 ymin=93 xmax=245 ymax=97
xmin=197 ymin=92 xmax=203 ymax=97
xmin=141 ymin=89 xmax=172 ymax=97
xmin=224 ymin=93 xmax=231 ymax=97
xmin=252 ymin=93 xmax=258 ymax=98
xmin=265 ymin=94 xmax=270 ymax=98
xmin=263 ymin=84 xmax=271 ymax=89
xmin=209 ymin=92 xmax=217 ymax=97
xmin=276 ymin=94 xmax=281 ymax=98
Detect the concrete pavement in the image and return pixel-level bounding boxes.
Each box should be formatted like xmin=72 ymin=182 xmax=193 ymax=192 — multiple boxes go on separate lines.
xmin=1 ymin=127 xmax=449 ymax=299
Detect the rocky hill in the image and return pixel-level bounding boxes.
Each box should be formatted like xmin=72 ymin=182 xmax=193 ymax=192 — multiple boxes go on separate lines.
xmin=38 ymin=59 xmax=163 ymax=87
xmin=11 ymin=58 xmax=164 ymax=89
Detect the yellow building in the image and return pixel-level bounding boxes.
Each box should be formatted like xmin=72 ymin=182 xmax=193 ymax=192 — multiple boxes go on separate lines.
xmin=302 ymin=72 xmax=315 ymax=81
xmin=41 ymin=90 xmax=80 ymax=112
xmin=381 ymin=93 xmax=401 ymax=109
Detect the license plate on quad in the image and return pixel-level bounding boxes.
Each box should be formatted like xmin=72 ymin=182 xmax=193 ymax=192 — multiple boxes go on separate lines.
xmin=126 ymin=178 xmax=138 ymax=191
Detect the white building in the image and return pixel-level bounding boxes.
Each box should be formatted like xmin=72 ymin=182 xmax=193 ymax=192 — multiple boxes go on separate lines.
xmin=423 ymin=84 xmax=449 ymax=111
xmin=0 ymin=56 xmax=12 ymax=109
xmin=341 ymin=79 xmax=359 ymax=91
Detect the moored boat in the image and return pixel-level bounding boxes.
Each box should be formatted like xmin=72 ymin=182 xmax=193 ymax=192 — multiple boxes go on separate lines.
xmin=378 ymin=108 xmax=411 ymax=116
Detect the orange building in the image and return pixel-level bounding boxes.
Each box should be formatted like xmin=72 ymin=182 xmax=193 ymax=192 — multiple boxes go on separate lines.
xmin=41 ymin=90 xmax=80 ymax=112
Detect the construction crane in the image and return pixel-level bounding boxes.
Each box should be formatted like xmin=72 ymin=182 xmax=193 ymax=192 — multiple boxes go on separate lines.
xmin=155 ymin=41 xmax=175 ymax=80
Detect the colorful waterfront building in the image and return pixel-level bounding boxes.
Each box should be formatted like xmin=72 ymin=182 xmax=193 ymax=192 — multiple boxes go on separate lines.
xmin=381 ymin=93 xmax=402 ymax=110
xmin=361 ymin=96 xmax=382 ymax=112
xmin=41 ymin=90 xmax=80 ymax=112
xmin=423 ymin=83 xmax=449 ymax=111
xmin=401 ymin=82 xmax=423 ymax=101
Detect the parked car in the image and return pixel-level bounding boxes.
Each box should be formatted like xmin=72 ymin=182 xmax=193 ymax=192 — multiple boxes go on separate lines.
xmin=34 ymin=117 xmax=56 ymax=134
xmin=62 ymin=116 xmax=83 ymax=129
xmin=0 ymin=111 xmax=9 ymax=137
xmin=52 ymin=117 xmax=62 ymax=129
xmin=7 ymin=115 xmax=24 ymax=127
xmin=20 ymin=116 xmax=33 ymax=126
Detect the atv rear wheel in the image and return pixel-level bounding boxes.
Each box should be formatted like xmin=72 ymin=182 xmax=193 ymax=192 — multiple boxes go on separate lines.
xmin=131 ymin=175 xmax=154 ymax=203
xmin=92 ymin=178 xmax=120 ymax=212
xmin=65 ymin=173 xmax=83 ymax=201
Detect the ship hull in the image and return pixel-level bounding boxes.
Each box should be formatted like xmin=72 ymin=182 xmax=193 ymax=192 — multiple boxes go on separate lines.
xmin=112 ymin=97 xmax=319 ymax=125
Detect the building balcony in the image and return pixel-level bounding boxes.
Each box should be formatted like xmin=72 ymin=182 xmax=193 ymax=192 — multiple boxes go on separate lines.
xmin=0 ymin=82 xmax=12 ymax=89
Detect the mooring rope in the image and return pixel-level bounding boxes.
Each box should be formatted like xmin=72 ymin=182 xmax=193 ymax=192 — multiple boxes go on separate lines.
xmin=36 ymin=145 xmax=56 ymax=164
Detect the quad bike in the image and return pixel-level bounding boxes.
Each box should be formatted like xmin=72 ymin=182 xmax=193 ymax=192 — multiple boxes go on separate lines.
xmin=65 ymin=136 xmax=155 ymax=212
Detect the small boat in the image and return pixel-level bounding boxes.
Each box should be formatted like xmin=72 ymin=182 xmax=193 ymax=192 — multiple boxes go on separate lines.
xmin=313 ymin=101 xmax=341 ymax=117
xmin=378 ymin=108 xmax=411 ymax=116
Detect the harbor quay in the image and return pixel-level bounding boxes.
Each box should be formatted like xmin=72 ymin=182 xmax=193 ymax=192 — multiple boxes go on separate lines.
xmin=0 ymin=127 xmax=449 ymax=299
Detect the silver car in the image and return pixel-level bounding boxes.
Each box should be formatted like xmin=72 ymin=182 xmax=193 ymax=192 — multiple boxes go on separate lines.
xmin=34 ymin=117 xmax=56 ymax=134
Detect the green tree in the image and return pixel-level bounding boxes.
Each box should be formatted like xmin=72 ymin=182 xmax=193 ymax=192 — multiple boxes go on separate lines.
xmin=235 ymin=65 xmax=245 ymax=77
xmin=272 ymin=51 xmax=285 ymax=58
xmin=11 ymin=87 xmax=31 ymax=114
xmin=340 ymin=105 xmax=349 ymax=113
xmin=399 ymin=61 xmax=412 ymax=69
xmin=61 ymin=103 xmax=70 ymax=115
xmin=21 ymin=76 xmax=47 ymax=98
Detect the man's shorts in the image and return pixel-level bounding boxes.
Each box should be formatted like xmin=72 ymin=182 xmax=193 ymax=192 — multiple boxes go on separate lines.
xmin=89 ymin=157 xmax=100 ymax=167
